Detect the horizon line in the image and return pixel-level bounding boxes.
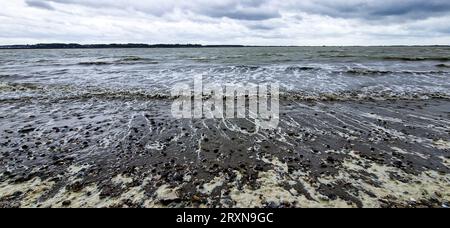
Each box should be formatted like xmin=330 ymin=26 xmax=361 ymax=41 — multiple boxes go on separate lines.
xmin=1 ymin=43 xmax=450 ymax=49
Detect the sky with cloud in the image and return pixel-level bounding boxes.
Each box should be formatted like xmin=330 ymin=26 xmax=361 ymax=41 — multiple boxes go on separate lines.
xmin=1 ymin=0 xmax=450 ymax=45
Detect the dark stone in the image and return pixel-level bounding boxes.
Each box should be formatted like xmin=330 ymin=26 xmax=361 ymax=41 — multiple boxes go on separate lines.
xmin=18 ymin=128 xmax=35 ymax=134
xmin=393 ymin=161 xmax=403 ymax=168
xmin=62 ymin=200 xmax=71 ymax=206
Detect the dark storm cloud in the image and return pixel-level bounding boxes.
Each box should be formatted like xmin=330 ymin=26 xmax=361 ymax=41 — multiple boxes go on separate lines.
xmin=25 ymin=0 xmax=55 ymax=10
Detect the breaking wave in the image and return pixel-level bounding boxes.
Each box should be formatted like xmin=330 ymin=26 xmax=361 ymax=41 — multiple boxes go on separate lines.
xmin=285 ymin=66 xmax=318 ymax=72
xmin=1 ymin=82 xmax=449 ymax=103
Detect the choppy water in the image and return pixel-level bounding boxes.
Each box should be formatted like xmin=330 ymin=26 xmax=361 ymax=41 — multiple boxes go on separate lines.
xmin=1 ymin=46 xmax=450 ymax=101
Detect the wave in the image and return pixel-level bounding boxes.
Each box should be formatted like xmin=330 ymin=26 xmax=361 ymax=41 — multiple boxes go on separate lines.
xmin=120 ymin=56 xmax=146 ymax=61
xmin=320 ymin=54 xmax=361 ymax=58
xmin=117 ymin=56 xmax=159 ymax=64
xmin=0 ymin=83 xmax=171 ymax=102
xmin=343 ymin=68 xmax=448 ymax=76
xmin=214 ymin=65 xmax=262 ymax=72
xmin=78 ymin=61 xmax=111 ymax=66
xmin=60 ymin=91 xmax=172 ymax=101
xmin=2 ymin=82 xmax=449 ymax=104
xmin=34 ymin=59 xmax=53 ymax=63
xmin=0 ymin=82 xmax=44 ymax=91
xmin=63 ymin=90 xmax=450 ymax=102
xmin=215 ymin=66 xmax=448 ymax=75
xmin=285 ymin=66 xmax=317 ymax=72
xmin=436 ymin=64 xmax=450 ymax=68
xmin=209 ymin=65 xmax=263 ymax=74
xmin=381 ymin=56 xmax=450 ymax=62
xmin=179 ymin=56 xmax=218 ymax=62
xmin=320 ymin=55 xmax=450 ymax=62
xmin=255 ymin=53 xmax=285 ymax=57
xmin=344 ymin=69 xmax=392 ymax=76
xmin=225 ymin=55 xmax=244 ymax=59
xmin=78 ymin=58 xmax=159 ymax=66
xmin=281 ymin=91 xmax=450 ymax=102
xmin=235 ymin=65 xmax=260 ymax=71
xmin=47 ymin=69 xmax=70 ymax=75
xmin=0 ymin=74 xmax=21 ymax=79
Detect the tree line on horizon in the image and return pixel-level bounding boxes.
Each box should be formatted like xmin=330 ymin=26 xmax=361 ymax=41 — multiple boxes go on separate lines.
xmin=0 ymin=43 xmax=245 ymax=49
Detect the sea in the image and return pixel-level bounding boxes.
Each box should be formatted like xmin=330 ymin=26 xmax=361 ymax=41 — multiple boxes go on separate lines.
xmin=1 ymin=46 xmax=449 ymax=101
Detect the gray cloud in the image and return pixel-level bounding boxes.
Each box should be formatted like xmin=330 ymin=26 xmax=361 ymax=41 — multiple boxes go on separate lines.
xmin=197 ymin=0 xmax=281 ymax=20
xmin=41 ymin=0 xmax=450 ymax=21
xmin=25 ymin=0 xmax=55 ymax=10
xmin=246 ymin=23 xmax=278 ymax=31
xmin=44 ymin=0 xmax=280 ymax=20
xmin=1 ymin=0 xmax=450 ymax=45
xmin=287 ymin=0 xmax=450 ymax=20
xmin=204 ymin=9 xmax=280 ymax=21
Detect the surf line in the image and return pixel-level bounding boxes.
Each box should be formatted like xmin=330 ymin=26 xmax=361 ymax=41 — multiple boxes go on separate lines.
xmin=176 ymin=212 xmax=211 ymax=226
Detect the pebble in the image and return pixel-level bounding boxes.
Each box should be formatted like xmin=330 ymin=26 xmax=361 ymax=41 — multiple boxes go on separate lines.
xmin=18 ymin=128 xmax=35 ymax=134
xmin=62 ymin=200 xmax=72 ymax=206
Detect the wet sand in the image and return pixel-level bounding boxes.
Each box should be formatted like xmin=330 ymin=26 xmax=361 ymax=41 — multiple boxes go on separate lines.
xmin=0 ymin=96 xmax=449 ymax=208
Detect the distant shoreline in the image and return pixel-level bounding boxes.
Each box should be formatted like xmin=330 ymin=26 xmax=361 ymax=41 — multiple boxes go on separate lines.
xmin=1 ymin=43 xmax=449 ymax=49
xmin=0 ymin=44 xmax=245 ymax=50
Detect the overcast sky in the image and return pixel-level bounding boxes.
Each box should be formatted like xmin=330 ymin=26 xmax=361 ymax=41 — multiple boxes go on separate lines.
xmin=1 ymin=0 xmax=450 ymax=45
